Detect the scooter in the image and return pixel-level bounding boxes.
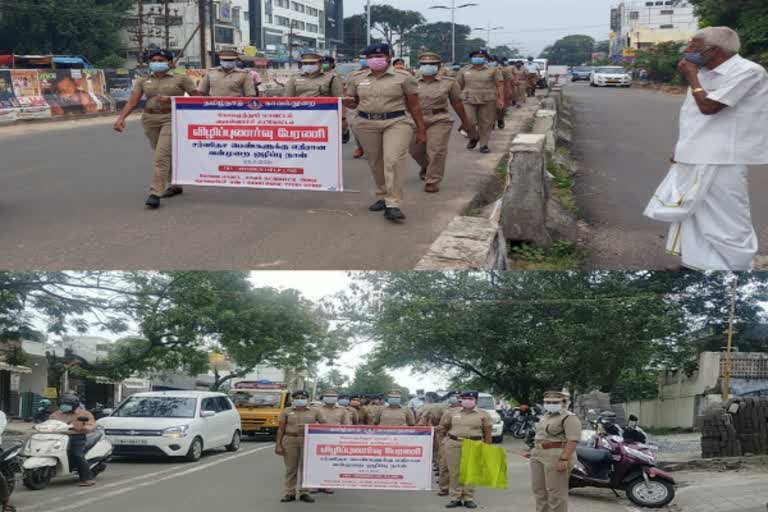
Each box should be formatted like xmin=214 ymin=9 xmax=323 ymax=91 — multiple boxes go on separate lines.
xmin=570 ymin=430 xmax=676 ymax=508
xmin=0 ymin=418 xmax=22 ymax=497
xmin=21 ymin=420 xmax=112 ymax=490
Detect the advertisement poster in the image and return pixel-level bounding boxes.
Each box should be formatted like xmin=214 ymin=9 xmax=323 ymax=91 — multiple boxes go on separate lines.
xmin=77 ymin=68 xmax=114 ymax=112
xmin=0 ymin=70 xmax=20 ymax=109
xmin=42 ymin=70 xmax=98 ymax=116
xmin=172 ymin=96 xmax=343 ymax=192
xmin=10 ymin=70 xmax=51 ymax=119
xmin=104 ymin=68 xmax=137 ymax=109
xmin=302 ymin=425 xmax=434 ymax=491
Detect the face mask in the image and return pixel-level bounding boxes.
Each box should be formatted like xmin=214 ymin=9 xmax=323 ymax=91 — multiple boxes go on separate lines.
xmin=149 ymin=62 xmax=170 ymax=73
xmin=684 ymin=50 xmax=711 ymax=67
xmin=60 ymin=404 xmax=74 ymax=413
xmin=448 ymin=396 xmax=459 ymax=404
xmin=293 ymin=399 xmax=308 ymax=407
xmin=462 ymin=399 xmax=476 ymax=409
xmin=323 ymin=396 xmax=338 ymax=405
xmin=471 ymin=57 xmax=486 ymax=65
xmin=420 ymin=65 xmax=438 ymax=77
xmin=338 ymin=399 xmax=350 ymax=407
xmin=543 ymin=403 xmax=562 ymax=414
xmin=387 ymin=397 xmax=401 ymax=406
xmin=220 ymin=60 xmax=236 ymax=70
xmin=322 ymin=63 xmax=331 ymax=72
xmin=489 ymin=62 xmax=498 ymax=68
xmin=302 ymin=64 xmax=320 ymax=74
xmin=452 ymin=65 xmax=461 ymax=71
xmin=368 ymin=57 xmax=389 ymax=71
xmin=359 ymin=58 xmax=367 ymax=67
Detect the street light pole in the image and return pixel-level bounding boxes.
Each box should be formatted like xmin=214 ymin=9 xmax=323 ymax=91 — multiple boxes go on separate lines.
xmin=429 ymin=2 xmax=478 ymax=63
xmin=366 ymin=0 xmax=371 ymax=46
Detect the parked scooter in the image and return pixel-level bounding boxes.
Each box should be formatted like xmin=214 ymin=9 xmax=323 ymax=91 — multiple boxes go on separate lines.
xmin=512 ymin=407 xmax=539 ymax=440
xmin=0 ymin=414 xmax=22 ymax=498
xmin=21 ymin=420 xmax=112 ymax=490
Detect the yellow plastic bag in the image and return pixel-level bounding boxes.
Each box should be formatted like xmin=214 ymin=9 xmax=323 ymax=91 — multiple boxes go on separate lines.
xmin=459 ymin=439 xmax=508 ymax=489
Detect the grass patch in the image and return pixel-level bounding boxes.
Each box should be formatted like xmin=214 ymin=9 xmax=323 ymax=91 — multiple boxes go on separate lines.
xmin=546 ymin=151 xmax=577 ymax=214
xmin=496 ymin=153 xmax=510 ymax=189
xmin=509 ymin=240 xmax=583 ymax=270
xmin=463 ymin=206 xmax=483 ymax=217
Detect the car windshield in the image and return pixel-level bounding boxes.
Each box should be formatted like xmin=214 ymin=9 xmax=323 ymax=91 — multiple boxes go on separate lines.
xmin=574 ymin=67 xmax=592 ymax=72
xmin=112 ymin=397 xmax=197 ymax=418
xmin=596 ymin=67 xmax=626 ymax=75
xmin=477 ymin=396 xmax=496 ymax=410
xmin=231 ymin=391 xmax=282 ymax=408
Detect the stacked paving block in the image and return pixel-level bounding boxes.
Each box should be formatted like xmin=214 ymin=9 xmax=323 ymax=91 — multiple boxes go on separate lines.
xmin=699 ymin=397 xmax=768 ymax=458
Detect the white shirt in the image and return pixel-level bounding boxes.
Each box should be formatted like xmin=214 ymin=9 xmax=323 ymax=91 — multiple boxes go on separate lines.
xmin=525 ymin=62 xmax=540 ymax=74
xmin=0 ymin=410 xmax=6 ymax=444
xmin=408 ymin=397 xmax=424 ymax=411
xmin=675 ymin=54 xmax=768 ymax=165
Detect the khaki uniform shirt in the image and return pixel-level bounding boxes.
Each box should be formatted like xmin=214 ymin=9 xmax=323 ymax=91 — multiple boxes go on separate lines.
xmin=440 ymin=408 xmax=492 ymax=438
xmin=417 ymin=76 xmax=461 ymax=119
xmin=457 ymin=66 xmax=503 ymax=104
xmin=346 ymin=407 xmax=360 ymax=425
xmin=374 ymin=405 xmax=416 ymax=426
xmin=279 ymin=406 xmax=325 ymax=436
xmin=319 ymin=405 xmax=350 ymax=425
xmin=534 ymin=411 xmax=582 ymax=443
xmin=132 ymin=73 xmax=197 ymax=111
xmin=286 ymin=72 xmax=343 ymax=97
xmin=199 ymin=67 xmax=257 ymax=97
xmin=419 ymin=402 xmax=449 ymax=426
xmin=347 ymin=68 xmax=419 ymax=113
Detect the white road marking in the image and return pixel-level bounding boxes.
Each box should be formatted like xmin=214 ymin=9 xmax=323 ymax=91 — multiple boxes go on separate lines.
xmin=40 ymin=444 xmax=275 ymax=512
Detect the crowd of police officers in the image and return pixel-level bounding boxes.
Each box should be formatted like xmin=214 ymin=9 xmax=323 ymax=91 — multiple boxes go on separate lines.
xmin=275 ymin=388 xmax=580 ymax=512
xmin=114 ymin=45 xmax=542 ymax=221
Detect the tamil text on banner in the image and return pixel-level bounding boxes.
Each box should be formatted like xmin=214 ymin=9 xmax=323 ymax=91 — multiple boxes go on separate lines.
xmin=302 ymin=425 xmax=434 ymax=491
xmin=172 ymin=96 xmax=343 ymax=192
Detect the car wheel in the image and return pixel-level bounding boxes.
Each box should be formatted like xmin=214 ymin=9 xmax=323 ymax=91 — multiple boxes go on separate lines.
xmin=226 ymin=430 xmax=241 ymax=452
xmin=185 ymin=437 xmax=204 ymax=462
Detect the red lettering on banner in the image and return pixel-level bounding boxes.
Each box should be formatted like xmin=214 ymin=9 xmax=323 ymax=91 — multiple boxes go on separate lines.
xmin=218 ymin=166 xmax=304 ymax=175
xmin=188 ymin=124 xmax=328 ymax=142
xmin=316 ymin=445 xmax=423 ymax=457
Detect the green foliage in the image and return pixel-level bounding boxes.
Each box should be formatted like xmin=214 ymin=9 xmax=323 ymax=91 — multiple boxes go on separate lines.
xmin=509 ymin=242 xmax=583 ymax=271
xmin=689 ymin=0 xmax=768 ymax=64
xmin=633 ymin=41 xmax=686 ymax=85
xmin=609 ymin=368 xmax=659 ymax=403
xmin=94 ymin=53 xmax=126 ymax=69
xmin=349 ymin=360 xmax=408 ymax=396
xmin=539 ymin=35 xmax=596 ymax=66
xmin=488 ymin=45 xmax=522 ymax=60
xmin=0 ymin=0 xmax=133 ymax=63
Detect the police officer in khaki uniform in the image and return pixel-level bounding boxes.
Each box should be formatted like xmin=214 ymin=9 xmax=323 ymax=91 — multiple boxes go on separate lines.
xmin=276 ymin=390 xmax=325 ymax=503
xmin=436 ymin=392 xmax=462 ymax=496
xmin=510 ymin=60 xmax=524 ymax=108
xmin=199 ymin=50 xmax=257 ymax=97
xmin=343 ymin=43 xmax=427 ymax=222
xmin=313 ymin=389 xmax=350 ymax=495
xmin=410 ymin=52 xmax=475 ymax=194
xmin=339 ymin=395 xmax=360 ymax=424
xmin=457 ymin=50 xmax=504 ymax=154
xmin=114 ymin=49 xmax=198 ymax=209
xmin=530 ymin=391 xmax=581 ymax=512
xmin=348 ymin=54 xmax=369 ymax=159
xmin=418 ymin=392 xmax=448 ymax=471
xmin=493 ymin=56 xmax=512 ymax=129
xmin=373 ymin=390 xmax=416 ymax=426
xmin=439 ymin=391 xmax=492 ymax=509
xmin=286 ymin=53 xmax=343 ymax=98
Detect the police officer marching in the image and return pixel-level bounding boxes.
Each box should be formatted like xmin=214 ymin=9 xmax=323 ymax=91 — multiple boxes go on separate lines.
xmin=525 ymin=56 xmax=542 ymax=97
xmin=418 ymin=392 xmax=448 ymax=472
xmin=439 ymin=391 xmax=492 ymax=508
xmin=373 ymin=390 xmax=416 ymax=426
xmin=530 ymin=391 xmax=581 ymax=512
xmin=410 ymin=52 xmax=475 ymax=194
xmin=436 ymin=391 xmax=462 ymax=497
xmin=113 ymin=49 xmax=198 ymax=209
xmin=457 ymin=50 xmax=505 ymax=154
xmin=493 ymin=56 xmax=512 ymax=129
xmin=199 ymin=50 xmax=257 ymax=98
xmin=343 ymin=43 xmax=427 ymax=222
xmin=286 ymin=53 xmax=344 ymax=99
xmin=349 ymin=53 xmax=369 ymax=160
xmin=276 ymin=390 xmax=326 ymax=503
xmin=340 ymin=395 xmax=361 ymax=425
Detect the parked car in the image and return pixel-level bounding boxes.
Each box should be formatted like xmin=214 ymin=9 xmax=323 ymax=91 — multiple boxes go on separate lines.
xmin=571 ymin=66 xmax=593 ymax=82
xmin=590 ymin=66 xmax=632 ymax=88
xmin=533 ymin=58 xmax=549 ymax=88
xmin=97 ymin=391 xmax=241 ymax=462
xmin=477 ymin=393 xmax=505 ymax=443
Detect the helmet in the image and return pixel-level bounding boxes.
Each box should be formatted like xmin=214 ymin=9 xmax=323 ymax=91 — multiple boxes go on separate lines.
xmin=58 ymin=393 xmax=80 ymax=411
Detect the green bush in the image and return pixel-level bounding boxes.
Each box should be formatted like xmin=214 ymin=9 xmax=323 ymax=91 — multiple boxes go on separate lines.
xmin=634 ymin=41 xmax=686 ymax=85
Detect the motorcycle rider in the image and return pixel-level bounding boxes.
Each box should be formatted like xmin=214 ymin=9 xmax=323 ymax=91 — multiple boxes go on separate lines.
xmin=49 ymin=393 xmax=97 ymax=487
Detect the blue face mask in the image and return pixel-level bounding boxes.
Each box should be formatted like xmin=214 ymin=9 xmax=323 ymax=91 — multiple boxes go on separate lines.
xmin=420 ymin=64 xmax=438 ymax=77
xmin=149 ymin=62 xmax=170 ymax=74
xmin=452 ymin=65 xmax=461 ymax=71
xmin=293 ymin=399 xmax=308 ymax=408
xmin=471 ymin=57 xmax=486 ymax=65
xmin=338 ymin=399 xmax=350 ymax=407
xmin=359 ymin=58 xmax=368 ymax=67
xmin=220 ymin=60 xmax=237 ymax=70
xmin=684 ymin=49 xmax=712 ymax=67
xmin=387 ymin=398 xmax=401 ymax=406
xmin=60 ymin=404 xmax=74 ymax=413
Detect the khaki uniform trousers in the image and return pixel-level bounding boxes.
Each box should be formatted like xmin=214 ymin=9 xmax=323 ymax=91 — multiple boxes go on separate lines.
xmin=464 ymin=102 xmax=496 ymax=147
xmin=445 ymin=438 xmax=474 ymax=502
xmin=142 ymin=112 xmax=173 ymax=196
xmin=527 ymin=73 xmax=539 ymax=97
xmin=282 ymin=435 xmax=306 ymax=496
xmin=355 ymin=116 xmax=414 ymax=208
xmin=348 ymin=110 xmax=364 ymax=150
xmin=517 ymin=80 xmax=527 ymax=104
xmin=409 ymin=115 xmax=454 ymax=185
xmin=438 ymin=436 xmax=450 ymax=491
xmin=530 ymin=448 xmax=575 ymax=512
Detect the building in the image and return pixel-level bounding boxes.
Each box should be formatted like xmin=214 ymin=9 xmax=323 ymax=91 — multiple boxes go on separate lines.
xmin=0 ymin=340 xmax=32 ymax=416
xmin=610 ymin=0 xmax=698 ymax=62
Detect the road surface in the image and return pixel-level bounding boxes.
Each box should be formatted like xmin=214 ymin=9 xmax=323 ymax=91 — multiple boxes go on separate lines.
xmin=0 ymin=103 xmax=535 ymax=270
xmin=566 ymin=82 xmax=768 ymax=270
xmin=7 ymin=436 xmax=766 ymax=512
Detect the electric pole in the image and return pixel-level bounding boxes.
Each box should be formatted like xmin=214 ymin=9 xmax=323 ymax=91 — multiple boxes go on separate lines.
xmin=209 ymin=0 xmax=216 ymax=67
xmin=198 ymin=0 xmax=207 ymax=67
xmin=163 ymin=0 xmax=170 ymax=48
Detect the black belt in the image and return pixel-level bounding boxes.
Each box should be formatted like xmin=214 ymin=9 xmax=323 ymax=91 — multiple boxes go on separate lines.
xmin=358 ymin=110 xmax=406 ymax=120
xmin=448 ymin=434 xmax=482 ymax=441
xmin=423 ymin=108 xmax=448 ymax=115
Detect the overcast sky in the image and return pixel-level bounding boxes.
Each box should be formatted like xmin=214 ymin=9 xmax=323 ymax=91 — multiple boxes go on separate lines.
xmin=344 ymin=0 xmax=617 ymax=56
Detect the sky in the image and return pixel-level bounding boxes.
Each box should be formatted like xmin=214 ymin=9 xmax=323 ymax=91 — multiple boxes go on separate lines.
xmin=344 ymin=0 xmax=617 ymax=56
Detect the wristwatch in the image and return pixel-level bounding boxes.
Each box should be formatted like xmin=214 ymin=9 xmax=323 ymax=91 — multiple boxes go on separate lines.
xmin=692 ymin=87 xmax=706 ymax=94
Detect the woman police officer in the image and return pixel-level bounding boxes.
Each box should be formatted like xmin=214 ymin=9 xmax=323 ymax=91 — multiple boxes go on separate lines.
xmin=113 ymin=49 xmax=199 ymax=209
xmin=456 ymin=50 xmax=505 ymax=154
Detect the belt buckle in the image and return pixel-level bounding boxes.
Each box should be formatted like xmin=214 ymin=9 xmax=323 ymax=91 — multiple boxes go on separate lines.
xmin=535 ymin=442 xmax=544 ymax=449
xmin=372 ymin=113 xmax=385 ymax=121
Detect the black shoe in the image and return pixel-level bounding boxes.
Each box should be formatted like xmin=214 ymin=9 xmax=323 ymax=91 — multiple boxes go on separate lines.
xmin=466 ymin=138 xmax=479 ymax=150
xmin=281 ymin=495 xmax=296 ymax=503
xmin=384 ymin=208 xmax=406 ymax=222
xmin=479 ymin=146 xmax=490 ymax=154
xmin=497 ymin=120 xmax=505 ymax=129
xmin=368 ymin=199 xmax=386 ymax=212
xmin=446 ymin=502 xmax=463 ymax=509
xmin=162 ymin=186 xmax=183 ymax=198
xmin=145 ymin=195 xmax=160 ymax=209
xmin=299 ymin=494 xmax=315 ymax=503
xmin=342 ymin=130 xmax=351 ymax=144
xmin=464 ymin=502 xmax=478 ymax=509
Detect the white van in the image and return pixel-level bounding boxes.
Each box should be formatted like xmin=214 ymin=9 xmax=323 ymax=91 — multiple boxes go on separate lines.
xmin=533 ymin=59 xmax=549 ymax=88
xmin=477 ymin=393 xmax=505 ymax=443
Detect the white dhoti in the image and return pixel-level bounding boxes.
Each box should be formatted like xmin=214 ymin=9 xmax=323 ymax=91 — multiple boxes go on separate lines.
xmin=643 ymin=163 xmax=757 ymax=271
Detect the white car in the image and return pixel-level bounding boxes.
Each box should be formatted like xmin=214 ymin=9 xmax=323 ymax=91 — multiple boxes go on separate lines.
xmin=590 ymin=66 xmax=632 ymax=88
xmin=477 ymin=393 xmax=504 ymax=444
xmin=97 ymin=391 xmax=242 ymax=461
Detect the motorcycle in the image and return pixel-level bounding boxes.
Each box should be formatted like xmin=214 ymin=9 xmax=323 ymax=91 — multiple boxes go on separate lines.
xmin=512 ymin=410 xmax=538 ymax=439
xmin=32 ymin=399 xmax=52 ymax=424
xmin=0 ymin=417 xmax=22 ymax=497
xmin=21 ymin=419 xmax=112 ymax=490
xmin=89 ymin=403 xmax=113 ymax=421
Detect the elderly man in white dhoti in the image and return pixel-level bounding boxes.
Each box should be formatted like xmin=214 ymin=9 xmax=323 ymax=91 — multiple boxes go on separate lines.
xmin=644 ymin=27 xmax=768 ymax=271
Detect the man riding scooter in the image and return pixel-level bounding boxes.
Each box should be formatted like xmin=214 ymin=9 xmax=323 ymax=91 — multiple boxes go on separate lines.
xmin=49 ymin=393 xmax=97 ymax=487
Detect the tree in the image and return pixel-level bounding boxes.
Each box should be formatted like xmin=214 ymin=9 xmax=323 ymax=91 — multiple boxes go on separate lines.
xmin=539 ymin=34 xmax=596 ymax=66
xmin=689 ymin=0 xmax=768 ymax=65
xmin=366 ymin=5 xmax=425 ymax=57
xmin=0 ymin=0 xmax=133 ymax=64
xmin=349 ymin=361 xmax=408 ymax=396
xmin=595 ymin=40 xmax=611 ymax=54
xmin=316 ymin=368 xmax=350 ymax=393
xmin=340 ymin=14 xmax=380 ymax=58
xmin=633 ymin=41 xmax=686 ymax=84
xmin=489 ymin=45 xmax=522 ymax=60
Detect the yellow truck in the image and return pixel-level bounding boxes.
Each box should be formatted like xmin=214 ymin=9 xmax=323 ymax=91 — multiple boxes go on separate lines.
xmin=229 ymin=381 xmax=291 ymax=438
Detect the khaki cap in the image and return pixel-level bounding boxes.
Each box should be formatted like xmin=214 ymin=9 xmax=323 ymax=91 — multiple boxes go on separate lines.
xmin=300 ymin=53 xmax=323 ymax=62
xmin=543 ymin=390 xmax=569 ymax=400
xmin=218 ymin=50 xmax=239 ymax=60
xmin=418 ymin=52 xmax=442 ymax=64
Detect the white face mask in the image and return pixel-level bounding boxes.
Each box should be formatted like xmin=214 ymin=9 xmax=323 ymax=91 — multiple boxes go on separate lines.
xmin=220 ymin=60 xmax=237 ymax=70
xmin=420 ymin=64 xmax=438 ymax=76
xmin=302 ymin=64 xmax=320 ymax=74
xmin=543 ymin=403 xmax=562 ymax=414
